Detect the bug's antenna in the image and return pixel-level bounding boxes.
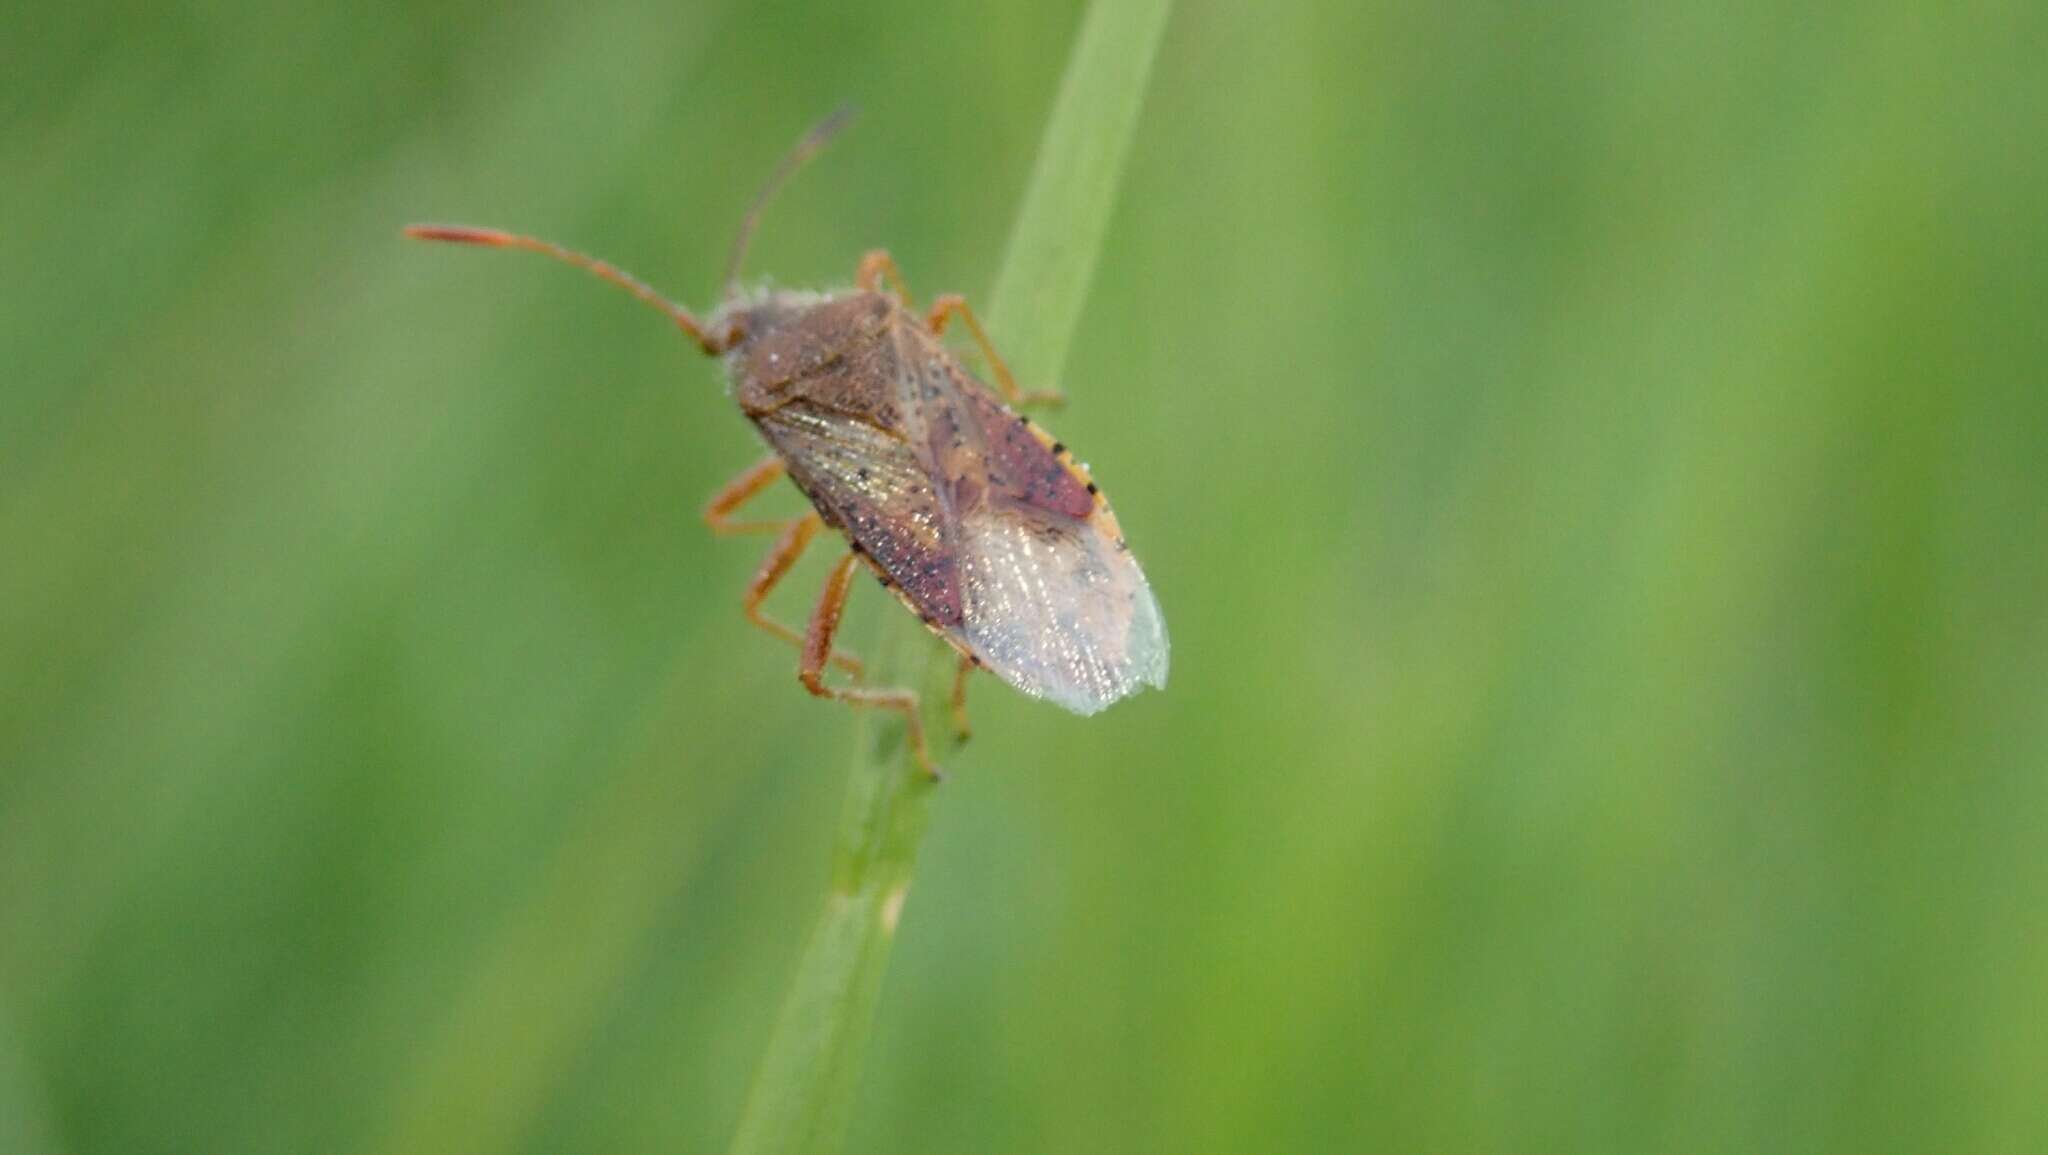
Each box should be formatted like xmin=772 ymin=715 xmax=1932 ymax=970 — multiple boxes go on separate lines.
xmin=722 ymin=104 xmax=858 ymax=298
xmin=402 ymin=225 xmax=725 ymax=353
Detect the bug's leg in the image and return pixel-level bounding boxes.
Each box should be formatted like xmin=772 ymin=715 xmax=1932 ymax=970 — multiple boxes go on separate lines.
xmin=801 ymin=552 xmax=939 ymax=778
xmin=855 ymin=249 xmax=914 ymax=307
xmin=743 ymin=513 xmax=864 ymax=678
xmin=926 ymin=294 xmax=1066 ymax=408
xmin=703 ymin=456 xmax=790 ymax=535
xmin=949 ymin=655 xmax=975 ymax=743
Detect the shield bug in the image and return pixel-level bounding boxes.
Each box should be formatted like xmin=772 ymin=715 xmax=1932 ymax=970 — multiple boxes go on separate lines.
xmin=405 ymin=108 xmax=1167 ymax=775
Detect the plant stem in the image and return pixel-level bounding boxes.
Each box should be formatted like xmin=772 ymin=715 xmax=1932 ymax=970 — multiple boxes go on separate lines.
xmin=723 ymin=627 xmax=942 ymax=1155
xmin=987 ymin=0 xmax=1176 ymax=387
xmin=723 ymin=3 xmax=1172 ymax=1152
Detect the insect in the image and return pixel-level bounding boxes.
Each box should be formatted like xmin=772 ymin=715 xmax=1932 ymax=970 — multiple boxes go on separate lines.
xmin=405 ymin=109 xmax=1166 ymax=775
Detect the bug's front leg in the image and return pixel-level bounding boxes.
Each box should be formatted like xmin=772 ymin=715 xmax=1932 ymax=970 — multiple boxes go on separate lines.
xmin=800 ymin=552 xmax=940 ymax=779
xmin=703 ymin=456 xmax=791 ymax=534
xmin=855 ymin=249 xmax=914 ymax=307
xmin=926 ymin=294 xmax=1066 ymax=409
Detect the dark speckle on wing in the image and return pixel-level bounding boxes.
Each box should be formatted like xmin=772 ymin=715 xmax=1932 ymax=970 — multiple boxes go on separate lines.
xmin=967 ymin=389 xmax=1095 ymax=520
xmin=755 ymin=402 xmax=962 ymax=625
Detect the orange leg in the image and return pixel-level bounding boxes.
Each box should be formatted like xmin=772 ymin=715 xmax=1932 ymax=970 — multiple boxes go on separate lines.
xmin=744 ymin=513 xmax=863 ymax=678
xmin=855 ymin=249 xmax=914 ymax=306
xmin=703 ymin=456 xmax=790 ymax=534
xmin=801 ymin=552 xmax=939 ymax=778
xmin=949 ymin=655 xmax=975 ymax=743
xmin=926 ymin=294 xmax=1065 ymax=408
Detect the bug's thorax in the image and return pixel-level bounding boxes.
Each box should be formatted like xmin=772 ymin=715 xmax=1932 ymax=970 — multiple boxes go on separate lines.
xmin=714 ymin=289 xmax=920 ymax=425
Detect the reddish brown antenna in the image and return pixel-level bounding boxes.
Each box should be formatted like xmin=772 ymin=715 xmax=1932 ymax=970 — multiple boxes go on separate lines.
xmin=401 ymin=224 xmax=725 ymax=353
xmin=722 ymin=104 xmax=858 ymax=297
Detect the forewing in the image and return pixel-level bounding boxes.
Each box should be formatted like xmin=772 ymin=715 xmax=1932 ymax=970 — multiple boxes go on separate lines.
xmin=921 ymin=365 xmax=1168 ymax=715
xmin=958 ymin=388 xmax=1096 ymax=520
xmin=755 ymin=402 xmax=962 ymax=624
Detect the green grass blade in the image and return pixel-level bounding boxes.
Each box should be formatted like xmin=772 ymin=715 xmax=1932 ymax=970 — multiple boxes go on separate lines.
xmin=721 ymin=627 xmax=939 ymax=1155
xmin=721 ymin=2 xmax=1173 ymax=1152
xmin=987 ymin=0 xmax=1176 ymax=386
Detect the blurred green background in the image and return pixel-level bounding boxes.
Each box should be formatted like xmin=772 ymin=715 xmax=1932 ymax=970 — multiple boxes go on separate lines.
xmin=6 ymin=1 xmax=2047 ymax=1152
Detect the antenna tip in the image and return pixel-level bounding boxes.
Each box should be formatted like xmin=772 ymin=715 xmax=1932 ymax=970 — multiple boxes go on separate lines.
xmin=809 ymin=103 xmax=859 ymax=148
xmin=403 ymin=224 xmax=513 ymax=246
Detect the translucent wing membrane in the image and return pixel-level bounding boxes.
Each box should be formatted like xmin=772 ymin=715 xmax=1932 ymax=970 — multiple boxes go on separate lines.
xmin=957 ymin=506 xmax=1168 ymax=715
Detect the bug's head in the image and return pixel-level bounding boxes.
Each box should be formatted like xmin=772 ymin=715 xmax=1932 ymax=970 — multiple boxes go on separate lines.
xmin=712 ymin=291 xmax=818 ymax=345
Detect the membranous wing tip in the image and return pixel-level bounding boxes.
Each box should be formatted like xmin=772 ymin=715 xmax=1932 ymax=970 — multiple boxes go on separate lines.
xmin=958 ymin=507 xmax=1168 ymax=716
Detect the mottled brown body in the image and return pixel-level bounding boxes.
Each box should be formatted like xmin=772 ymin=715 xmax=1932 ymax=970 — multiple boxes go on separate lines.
xmin=405 ymin=113 xmax=1165 ymax=776
xmin=723 ymin=288 xmax=1113 ymax=635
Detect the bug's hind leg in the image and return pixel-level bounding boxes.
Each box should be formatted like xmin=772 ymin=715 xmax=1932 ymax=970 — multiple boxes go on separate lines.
xmin=949 ymin=655 xmax=975 ymax=744
xmin=855 ymin=249 xmax=914 ymax=306
xmin=926 ymin=294 xmax=1066 ymax=409
xmin=703 ymin=456 xmax=790 ymax=534
xmin=743 ymin=513 xmax=863 ymax=678
xmin=801 ymin=552 xmax=939 ymax=778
